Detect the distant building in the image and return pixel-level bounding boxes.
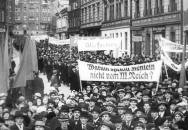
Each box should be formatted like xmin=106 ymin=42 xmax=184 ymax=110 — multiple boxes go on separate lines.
xmin=101 ymin=0 xmax=131 ymax=55
xmin=13 ymin=0 xmax=53 ymax=35
xmin=131 ymin=0 xmax=182 ymax=56
xmin=56 ymin=8 xmax=69 ymax=39
xmin=80 ymin=0 xmax=103 ymax=36
xmin=68 ymin=0 xmax=81 ymax=36
xmin=0 ymin=0 xmax=6 ymax=33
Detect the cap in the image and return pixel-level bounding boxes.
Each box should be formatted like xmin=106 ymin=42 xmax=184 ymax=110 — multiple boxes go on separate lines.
xmin=60 ymin=105 xmax=69 ymax=113
xmin=35 ymin=120 xmax=45 ymax=127
xmin=14 ymin=111 xmax=24 ymax=119
xmin=101 ymin=121 xmax=115 ymax=130
xmin=100 ymin=111 xmax=111 ymax=117
xmin=80 ymin=111 xmax=90 ymax=119
xmin=72 ymin=106 xmax=81 ymax=113
xmin=34 ymin=93 xmax=42 ymax=98
xmin=92 ymin=106 xmax=101 ymax=114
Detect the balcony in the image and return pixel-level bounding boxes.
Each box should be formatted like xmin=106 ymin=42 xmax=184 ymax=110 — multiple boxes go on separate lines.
xmin=168 ymin=3 xmax=177 ymax=12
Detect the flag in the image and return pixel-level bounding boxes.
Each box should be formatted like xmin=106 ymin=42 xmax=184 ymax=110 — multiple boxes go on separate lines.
xmin=14 ymin=36 xmax=38 ymax=88
xmin=0 ymin=27 xmax=9 ymax=93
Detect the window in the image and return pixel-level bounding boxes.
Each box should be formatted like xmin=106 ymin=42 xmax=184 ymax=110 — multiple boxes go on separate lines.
xmin=124 ymin=0 xmax=128 ymax=17
xmin=169 ymin=0 xmax=177 ymax=12
xmin=119 ymin=1 xmax=121 ymax=18
xmin=89 ymin=6 xmax=91 ymax=22
xmin=93 ymin=4 xmax=95 ymax=21
xmin=125 ymin=32 xmax=127 ymax=50
xmin=135 ymin=0 xmax=140 ymax=18
xmin=0 ymin=11 xmax=5 ymax=22
xmin=104 ymin=6 xmax=107 ymax=21
xmin=170 ymin=31 xmax=176 ymax=42
xmin=116 ymin=1 xmax=119 ymax=19
xmin=97 ymin=3 xmax=100 ymax=19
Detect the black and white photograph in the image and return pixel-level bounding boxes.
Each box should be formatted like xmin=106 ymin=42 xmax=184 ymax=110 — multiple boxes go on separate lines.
xmin=1 ymin=0 xmax=188 ymax=130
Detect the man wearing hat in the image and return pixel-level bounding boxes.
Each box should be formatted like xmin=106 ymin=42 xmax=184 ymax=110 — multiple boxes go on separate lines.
xmin=99 ymin=121 xmax=115 ymax=130
xmin=10 ymin=111 xmax=27 ymax=130
xmin=79 ymin=111 xmax=94 ymax=130
xmin=34 ymin=119 xmax=50 ymax=130
xmin=122 ymin=109 xmax=135 ymax=130
xmin=112 ymin=115 xmax=125 ymax=130
xmin=91 ymin=106 xmax=101 ymax=130
xmin=69 ymin=106 xmax=82 ymax=130
xmin=100 ymin=111 xmax=112 ymax=124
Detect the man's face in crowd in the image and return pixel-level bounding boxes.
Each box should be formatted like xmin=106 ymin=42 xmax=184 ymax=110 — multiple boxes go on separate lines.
xmin=136 ymin=92 xmax=142 ymax=99
xmin=92 ymin=111 xmax=99 ymax=120
xmin=42 ymin=97 xmax=48 ymax=105
xmin=118 ymin=92 xmax=125 ymax=99
xmin=106 ymin=106 xmax=114 ymax=112
xmin=5 ymin=120 xmax=15 ymax=127
xmin=143 ymin=103 xmax=151 ymax=110
xmin=165 ymin=93 xmax=171 ymax=99
xmin=134 ymin=127 xmax=144 ymax=130
xmin=130 ymin=101 xmax=137 ymax=106
xmin=151 ymin=112 xmax=158 ymax=119
xmin=35 ymin=125 xmax=44 ymax=130
xmin=142 ymin=96 xmax=149 ymax=102
xmin=15 ymin=117 xmax=23 ymax=125
xmin=170 ymin=104 xmax=176 ymax=111
xmin=101 ymin=125 xmax=111 ymax=130
xmin=60 ymin=112 xmax=69 ymax=119
xmin=123 ymin=99 xmax=130 ymax=106
xmin=175 ymin=114 xmax=182 ymax=121
xmin=102 ymin=114 xmax=111 ymax=122
xmin=59 ymin=120 xmax=69 ymax=129
xmin=80 ymin=117 xmax=88 ymax=125
xmin=115 ymin=123 xmax=122 ymax=129
xmin=73 ymin=111 xmax=80 ymax=119
xmin=101 ymin=91 xmax=107 ymax=97
xmin=36 ymin=98 xmax=42 ymax=106
xmin=159 ymin=105 xmax=166 ymax=111
xmin=118 ymin=108 xmax=125 ymax=115
xmin=124 ymin=114 xmax=133 ymax=121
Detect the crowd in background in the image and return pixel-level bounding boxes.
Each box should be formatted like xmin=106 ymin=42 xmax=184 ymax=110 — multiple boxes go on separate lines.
xmin=0 ymin=41 xmax=188 ymax=130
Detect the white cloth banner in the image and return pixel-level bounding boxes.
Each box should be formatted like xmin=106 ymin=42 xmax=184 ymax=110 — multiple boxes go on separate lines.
xmin=160 ymin=50 xmax=181 ymax=72
xmin=78 ymin=60 xmax=162 ymax=82
xmin=159 ymin=37 xmax=188 ymax=52
xmin=77 ymin=37 xmax=121 ymax=51
xmin=31 ymin=35 xmax=70 ymax=45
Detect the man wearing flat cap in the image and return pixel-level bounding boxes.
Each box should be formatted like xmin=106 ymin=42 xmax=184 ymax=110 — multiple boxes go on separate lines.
xmin=122 ymin=110 xmax=135 ymax=130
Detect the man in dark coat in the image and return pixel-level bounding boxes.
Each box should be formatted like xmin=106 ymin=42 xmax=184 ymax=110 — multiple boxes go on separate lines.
xmin=32 ymin=72 xmax=44 ymax=96
xmin=10 ymin=111 xmax=29 ymax=130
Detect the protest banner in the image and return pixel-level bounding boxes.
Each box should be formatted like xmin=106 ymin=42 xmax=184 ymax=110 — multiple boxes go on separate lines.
xmin=78 ymin=60 xmax=162 ymax=82
xmin=160 ymin=50 xmax=181 ymax=72
xmin=159 ymin=37 xmax=188 ymax=52
xmin=77 ymin=37 xmax=121 ymax=51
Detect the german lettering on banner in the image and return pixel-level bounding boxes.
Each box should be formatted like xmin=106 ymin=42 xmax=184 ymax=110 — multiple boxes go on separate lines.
xmin=78 ymin=60 xmax=162 ymax=82
xmin=77 ymin=37 xmax=121 ymax=52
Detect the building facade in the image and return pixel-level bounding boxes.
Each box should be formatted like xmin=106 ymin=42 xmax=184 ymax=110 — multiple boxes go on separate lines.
xmin=80 ymin=0 xmax=103 ymax=36
xmin=68 ymin=0 xmax=81 ymax=36
xmin=13 ymin=0 xmax=53 ymax=35
xmin=131 ymin=0 xmax=182 ymax=56
xmin=56 ymin=8 xmax=69 ymax=39
xmin=101 ymin=0 xmax=131 ymax=55
xmin=0 ymin=0 xmax=6 ymax=33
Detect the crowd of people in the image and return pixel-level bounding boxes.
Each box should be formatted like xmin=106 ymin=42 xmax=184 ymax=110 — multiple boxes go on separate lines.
xmin=1 ymin=41 xmax=188 ymax=130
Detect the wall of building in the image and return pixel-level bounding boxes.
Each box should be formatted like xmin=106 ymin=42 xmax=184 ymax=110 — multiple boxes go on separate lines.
xmin=13 ymin=0 xmax=53 ymax=35
xmin=102 ymin=27 xmax=130 ymax=55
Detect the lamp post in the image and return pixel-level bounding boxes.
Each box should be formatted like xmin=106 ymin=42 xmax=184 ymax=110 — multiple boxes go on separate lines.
xmin=179 ymin=0 xmax=186 ymax=89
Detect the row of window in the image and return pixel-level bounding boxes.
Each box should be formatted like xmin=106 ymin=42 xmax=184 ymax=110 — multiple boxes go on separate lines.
xmin=0 ymin=11 xmax=5 ymax=23
xmin=15 ymin=16 xmax=51 ymax=21
xmin=104 ymin=0 xmax=129 ymax=21
xmin=81 ymin=2 xmax=100 ymax=24
xmin=134 ymin=0 xmax=179 ymax=18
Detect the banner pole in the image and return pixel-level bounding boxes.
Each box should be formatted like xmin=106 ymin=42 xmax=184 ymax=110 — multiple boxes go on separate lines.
xmin=164 ymin=64 xmax=169 ymax=79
